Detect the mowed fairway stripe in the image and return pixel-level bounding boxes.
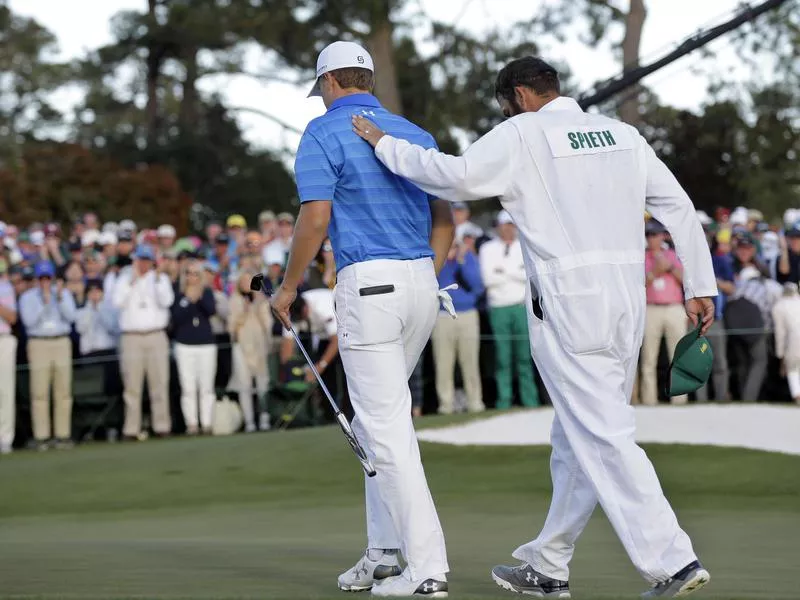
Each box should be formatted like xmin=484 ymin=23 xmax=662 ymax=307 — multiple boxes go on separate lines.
xmin=0 ymin=417 xmax=798 ymax=599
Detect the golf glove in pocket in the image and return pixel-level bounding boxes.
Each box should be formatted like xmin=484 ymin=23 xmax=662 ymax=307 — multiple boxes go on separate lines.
xmin=438 ymin=284 xmax=458 ymax=319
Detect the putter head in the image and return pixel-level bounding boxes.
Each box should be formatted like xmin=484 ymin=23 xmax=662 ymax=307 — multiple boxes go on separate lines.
xmin=250 ymin=273 xmax=265 ymax=293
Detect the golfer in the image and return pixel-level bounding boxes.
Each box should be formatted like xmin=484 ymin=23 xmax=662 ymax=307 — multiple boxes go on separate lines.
xmin=351 ymin=57 xmax=716 ymax=599
xmin=270 ymin=41 xmax=454 ymax=598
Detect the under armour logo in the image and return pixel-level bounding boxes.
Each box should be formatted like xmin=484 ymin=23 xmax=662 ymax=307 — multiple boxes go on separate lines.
xmin=357 ymin=56 xmax=365 ymax=64
xmin=526 ymin=572 xmax=539 ymax=585
xmin=422 ymin=582 xmax=438 ymax=592
xmin=361 ymin=109 xmax=376 ymax=116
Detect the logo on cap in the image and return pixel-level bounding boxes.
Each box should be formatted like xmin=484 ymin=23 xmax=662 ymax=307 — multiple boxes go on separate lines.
xmin=357 ymin=56 xmax=364 ymax=64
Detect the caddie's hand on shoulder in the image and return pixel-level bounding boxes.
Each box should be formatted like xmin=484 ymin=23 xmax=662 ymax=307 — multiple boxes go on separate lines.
xmin=351 ymin=115 xmax=385 ymax=148
xmin=685 ymin=297 xmax=715 ymax=336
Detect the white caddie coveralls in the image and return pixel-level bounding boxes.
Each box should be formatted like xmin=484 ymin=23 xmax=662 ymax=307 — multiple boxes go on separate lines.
xmin=371 ymin=96 xmax=717 ymax=584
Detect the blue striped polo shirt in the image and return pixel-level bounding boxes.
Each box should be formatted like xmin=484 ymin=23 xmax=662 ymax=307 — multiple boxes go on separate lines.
xmin=294 ymin=94 xmax=437 ymax=271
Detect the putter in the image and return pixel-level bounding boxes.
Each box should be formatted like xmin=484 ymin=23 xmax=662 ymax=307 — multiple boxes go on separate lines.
xmin=250 ymin=273 xmax=377 ymax=478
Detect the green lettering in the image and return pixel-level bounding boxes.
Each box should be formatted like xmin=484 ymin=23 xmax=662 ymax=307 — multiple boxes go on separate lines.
xmin=567 ymin=132 xmax=580 ymax=150
xmin=602 ymin=130 xmax=616 ymax=146
xmin=588 ymin=132 xmax=599 ymax=147
xmin=595 ymin=132 xmax=607 ymax=146
xmin=576 ymin=132 xmax=588 ymax=148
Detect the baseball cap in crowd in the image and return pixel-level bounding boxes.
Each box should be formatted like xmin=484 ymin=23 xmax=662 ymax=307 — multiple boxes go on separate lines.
xmin=785 ymin=223 xmax=800 ymax=238
xmin=85 ymin=278 xmax=104 ymax=292
xmin=134 ymin=245 xmax=155 ymax=261
xmin=259 ymin=210 xmax=276 ymax=223
xmin=34 ymin=260 xmax=56 ymax=279
xmin=68 ymin=240 xmax=82 ymax=253
xmin=695 ymin=210 xmax=712 ymax=227
xmin=715 ymin=229 xmax=732 ymax=245
xmin=666 ymin=321 xmax=713 ymax=397
xmin=215 ymin=232 xmax=230 ymax=245
xmin=118 ymin=229 xmax=134 ymax=243
xmin=747 ymin=209 xmax=764 ymax=223
xmin=308 ymin=41 xmax=374 ymax=98
xmin=226 ymin=214 xmax=247 ymax=229
xmin=82 ymin=229 xmax=100 ymax=247
xmin=98 ymin=232 xmax=117 ymax=247
xmin=265 ymin=246 xmax=286 ymax=266
xmin=157 ymin=224 xmax=176 ymax=239
xmin=30 ymin=231 xmax=45 ymax=246
xmin=496 ymin=210 xmax=514 ymax=226
xmin=736 ymin=232 xmax=756 ymax=246
xmin=103 ymin=221 xmax=118 ymax=234
xmin=119 ymin=219 xmax=136 ymax=233
xmin=21 ymin=265 xmax=35 ymax=281
xmin=277 ymin=212 xmax=295 ymax=225
xmin=645 ymin=219 xmax=667 ymax=235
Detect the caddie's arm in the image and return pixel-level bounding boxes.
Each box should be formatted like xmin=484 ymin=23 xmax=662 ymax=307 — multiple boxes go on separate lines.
xmin=429 ymin=199 xmax=455 ymax=276
xmin=352 ymin=115 xmax=519 ymax=202
xmin=641 ymin=139 xmax=717 ymax=333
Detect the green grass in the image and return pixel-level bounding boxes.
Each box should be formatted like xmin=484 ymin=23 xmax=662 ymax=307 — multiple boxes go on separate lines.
xmin=0 ymin=412 xmax=798 ymax=599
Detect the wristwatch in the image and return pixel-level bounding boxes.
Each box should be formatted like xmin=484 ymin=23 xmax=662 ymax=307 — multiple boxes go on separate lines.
xmin=318 ymin=359 xmax=329 ymax=371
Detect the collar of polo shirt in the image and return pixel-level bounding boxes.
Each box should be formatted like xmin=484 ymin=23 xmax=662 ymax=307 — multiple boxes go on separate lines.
xmin=327 ymin=93 xmax=382 ymax=113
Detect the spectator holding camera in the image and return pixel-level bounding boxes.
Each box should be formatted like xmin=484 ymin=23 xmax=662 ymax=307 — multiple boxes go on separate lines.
xmin=19 ymin=260 xmax=77 ymax=450
xmin=171 ymin=260 xmax=218 ymax=435
xmin=113 ymin=245 xmax=174 ymax=440
xmin=432 ymin=236 xmax=485 ymax=414
xmin=75 ymin=278 xmax=121 ymax=402
xmin=229 ymin=271 xmax=274 ymax=432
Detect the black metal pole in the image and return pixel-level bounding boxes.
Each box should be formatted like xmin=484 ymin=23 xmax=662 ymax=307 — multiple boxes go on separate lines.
xmin=578 ymin=0 xmax=789 ymax=110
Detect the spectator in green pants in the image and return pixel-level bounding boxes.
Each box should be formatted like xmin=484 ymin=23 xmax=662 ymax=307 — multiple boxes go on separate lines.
xmin=479 ymin=210 xmax=539 ymax=408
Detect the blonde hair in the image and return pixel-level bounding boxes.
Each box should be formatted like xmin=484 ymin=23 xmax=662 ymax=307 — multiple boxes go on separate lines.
xmin=180 ymin=259 xmax=204 ymax=295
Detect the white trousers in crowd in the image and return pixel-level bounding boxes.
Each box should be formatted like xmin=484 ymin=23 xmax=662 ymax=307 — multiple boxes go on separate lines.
xmin=174 ymin=343 xmax=217 ymax=430
xmin=231 ymin=344 xmax=268 ymax=429
xmin=0 ymin=335 xmax=17 ymax=452
xmin=512 ymin=261 xmax=696 ymax=585
xmin=335 ymin=257 xmax=448 ymax=581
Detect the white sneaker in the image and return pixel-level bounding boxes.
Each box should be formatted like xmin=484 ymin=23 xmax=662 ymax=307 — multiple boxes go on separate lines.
xmin=371 ymin=568 xmax=448 ymax=598
xmin=338 ymin=548 xmax=402 ymax=592
xmin=244 ymin=422 xmax=257 ymax=433
xmin=258 ymin=412 xmax=271 ymax=431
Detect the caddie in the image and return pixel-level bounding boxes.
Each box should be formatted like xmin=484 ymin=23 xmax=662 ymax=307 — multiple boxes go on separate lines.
xmin=352 ymin=56 xmax=717 ymax=599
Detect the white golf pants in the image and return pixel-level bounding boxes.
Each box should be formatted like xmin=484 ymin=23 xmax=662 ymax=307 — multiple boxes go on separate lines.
xmin=513 ymin=261 xmax=697 ymax=584
xmin=174 ymin=343 xmax=217 ymax=430
xmin=335 ymin=257 xmax=448 ymax=581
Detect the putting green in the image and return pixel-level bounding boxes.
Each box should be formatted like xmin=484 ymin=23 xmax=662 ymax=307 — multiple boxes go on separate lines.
xmin=0 ymin=413 xmax=798 ymax=599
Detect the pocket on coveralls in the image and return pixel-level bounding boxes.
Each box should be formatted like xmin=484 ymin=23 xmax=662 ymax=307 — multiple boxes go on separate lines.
xmin=551 ymin=287 xmax=613 ymax=355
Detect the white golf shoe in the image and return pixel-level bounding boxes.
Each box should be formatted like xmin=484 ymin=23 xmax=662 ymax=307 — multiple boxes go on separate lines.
xmin=371 ymin=568 xmax=448 ymax=598
xmin=338 ymin=548 xmax=402 ymax=592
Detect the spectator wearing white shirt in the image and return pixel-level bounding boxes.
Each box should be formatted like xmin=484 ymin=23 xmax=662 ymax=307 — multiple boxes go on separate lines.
xmin=479 ymin=210 xmax=540 ymax=409
xmin=772 ymin=282 xmax=800 ymax=404
xmin=0 ymin=258 xmax=18 ymax=454
xmin=112 ymin=245 xmax=175 ymax=440
xmin=261 ymin=212 xmax=294 ymax=267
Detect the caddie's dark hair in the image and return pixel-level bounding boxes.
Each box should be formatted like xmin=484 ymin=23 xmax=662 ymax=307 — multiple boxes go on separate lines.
xmin=495 ymin=57 xmax=560 ymax=103
xmin=329 ymin=67 xmax=374 ymax=92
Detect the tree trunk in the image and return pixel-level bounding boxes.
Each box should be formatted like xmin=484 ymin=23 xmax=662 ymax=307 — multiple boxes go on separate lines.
xmin=179 ymin=47 xmax=199 ymax=133
xmin=367 ymin=12 xmax=402 ymax=115
xmin=145 ymin=0 xmax=161 ymax=148
xmin=619 ymin=0 xmax=647 ymax=126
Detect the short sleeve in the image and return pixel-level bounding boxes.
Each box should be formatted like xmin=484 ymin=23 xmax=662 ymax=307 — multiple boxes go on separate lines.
xmin=294 ymin=131 xmax=338 ymax=202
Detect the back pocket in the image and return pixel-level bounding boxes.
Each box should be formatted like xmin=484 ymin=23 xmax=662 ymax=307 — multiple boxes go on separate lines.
xmin=550 ymin=287 xmax=612 ymax=355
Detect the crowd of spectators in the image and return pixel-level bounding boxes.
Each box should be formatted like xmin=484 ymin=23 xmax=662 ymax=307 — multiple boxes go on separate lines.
xmin=1 ymin=203 xmax=799 ymax=455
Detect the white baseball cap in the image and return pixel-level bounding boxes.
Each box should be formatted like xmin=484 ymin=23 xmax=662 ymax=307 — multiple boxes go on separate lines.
xmin=157 ymin=224 xmax=176 ymax=239
xmin=308 ymin=41 xmax=374 ymax=98
xmin=496 ymin=210 xmax=514 ymax=226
